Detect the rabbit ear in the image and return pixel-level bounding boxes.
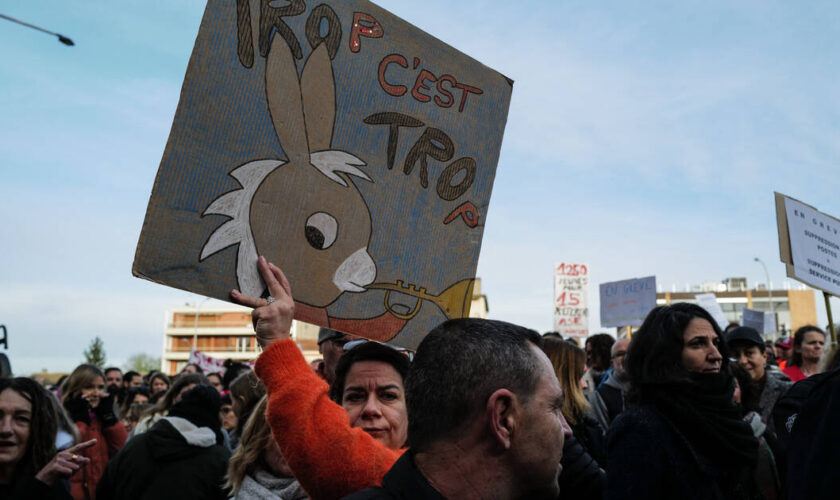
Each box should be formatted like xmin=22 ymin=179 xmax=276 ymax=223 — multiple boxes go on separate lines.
xmin=265 ymin=35 xmax=310 ymax=165
xmin=300 ymin=43 xmax=335 ymax=153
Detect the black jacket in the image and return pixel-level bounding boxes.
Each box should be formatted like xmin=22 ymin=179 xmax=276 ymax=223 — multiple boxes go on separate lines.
xmin=96 ymin=417 xmax=230 ymax=500
xmin=342 ymin=451 xmax=445 ymax=499
xmin=606 ymin=404 xmax=753 ymax=500
xmin=597 ymin=373 xmax=628 ymax=425
xmin=569 ymin=412 xmax=607 ymax=468
xmin=784 ymin=367 xmax=840 ymax=500
xmin=344 ymin=440 xmax=600 ymax=500
xmin=0 ymin=475 xmax=71 ymax=500
xmin=559 ymin=434 xmax=604 ymax=499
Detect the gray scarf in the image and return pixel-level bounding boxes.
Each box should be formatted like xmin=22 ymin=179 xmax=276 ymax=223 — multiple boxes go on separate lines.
xmin=234 ymin=469 xmax=308 ymax=500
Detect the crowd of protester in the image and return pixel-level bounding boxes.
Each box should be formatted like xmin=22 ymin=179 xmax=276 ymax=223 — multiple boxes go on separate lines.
xmin=2 ymin=257 xmax=839 ymax=499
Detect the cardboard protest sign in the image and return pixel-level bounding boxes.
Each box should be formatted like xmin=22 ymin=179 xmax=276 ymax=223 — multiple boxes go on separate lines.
xmin=600 ymin=276 xmax=656 ymax=328
xmin=741 ymin=307 xmax=776 ymax=335
xmin=133 ymin=1 xmax=513 ymax=349
xmin=775 ymin=193 xmax=840 ymax=297
xmin=554 ymin=263 xmax=589 ymax=339
xmin=695 ymin=293 xmax=728 ymax=330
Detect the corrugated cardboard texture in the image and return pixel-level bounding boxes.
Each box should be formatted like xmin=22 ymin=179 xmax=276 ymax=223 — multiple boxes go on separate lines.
xmin=133 ymin=0 xmax=513 ymax=349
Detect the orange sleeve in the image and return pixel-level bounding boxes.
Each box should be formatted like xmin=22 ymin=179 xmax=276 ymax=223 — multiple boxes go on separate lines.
xmin=255 ymin=339 xmax=404 ymax=500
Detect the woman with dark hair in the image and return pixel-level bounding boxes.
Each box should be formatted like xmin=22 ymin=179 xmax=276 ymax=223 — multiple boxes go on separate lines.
xmin=206 ymin=372 xmax=224 ymax=393
xmin=148 ymin=373 xmax=170 ymax=397
xmin=605 ymin=303 xmax=760 ymax=499
xmin=253 ymin=337 xmax=409 ymax=499
xmin=62 ymin=365 xmax=127 ymax=500
xmin=223 ymin=360 xmax=252 ymax=391
xmin=179 ymin=363 xmax=203 ymax=375
xmin=782 ymin=325 xmax=826 ymax=382
xmin=0 ymin=377 xmax=97 ymax=500
xmin=231 ymin=257 xmax=410 ymax=499
xmin=329 ymin=340 xmax=410 ymax=450
xmin=130 ymin=373 xmax=207 ymax=437
xmin=118 ymin=387 xmax=150 ymax=421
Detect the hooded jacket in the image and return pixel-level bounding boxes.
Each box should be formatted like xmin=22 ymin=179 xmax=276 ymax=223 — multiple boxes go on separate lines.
xmin=758 ymin=370 xmax=792 ymax=433
xmin=96 ymin=417 xmax=230 ymax=500
xmin=597 ymin=371 xmax=629 ymax=424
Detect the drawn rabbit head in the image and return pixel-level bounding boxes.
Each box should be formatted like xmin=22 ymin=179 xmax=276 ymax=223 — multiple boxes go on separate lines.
xmin=201 ymin=38 xmax=376 ymax=307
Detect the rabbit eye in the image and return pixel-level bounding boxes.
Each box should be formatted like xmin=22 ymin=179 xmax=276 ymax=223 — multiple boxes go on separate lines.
xmin=305 ymin=212 xmax=338 ymax=250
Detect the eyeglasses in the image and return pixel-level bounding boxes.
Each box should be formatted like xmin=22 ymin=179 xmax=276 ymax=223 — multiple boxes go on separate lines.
xmin=611 ymin=351 xmax=627 ymax=360
xmin=221 ymin=406 xmax=234 ymax=414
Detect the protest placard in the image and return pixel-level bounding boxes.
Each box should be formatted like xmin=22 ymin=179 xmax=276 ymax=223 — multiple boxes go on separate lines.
xmin=740 ymin=307 xmax=777 ymax=335
xmin=600 ymin=276 xmax=657 ymax=328
xmin=133 ymin=1 xmax=513 ymax=349
xmin=695 ymin=293 xmax=729 ymax=330
xmin=554 ymin=263 xmax=589 ymax=338
xmin=741 ymin=308 xmax=763 ymax=333
xmin=188 ymin=349 xmax=256 ymax=375
xmin=775 ymin=193 xmax=840 ymax=297
xmin=188 ymin=349 xmax=227 ymax=375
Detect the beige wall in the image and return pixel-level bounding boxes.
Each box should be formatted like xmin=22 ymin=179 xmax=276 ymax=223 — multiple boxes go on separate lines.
xmin=788 ymin=289 xmax=817 ymax=331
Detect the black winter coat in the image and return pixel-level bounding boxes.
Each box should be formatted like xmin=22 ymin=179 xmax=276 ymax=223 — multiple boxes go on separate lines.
xmin=569 ymin=412 xmax=607 ymax=467
xmin=606 ymin=404 xmax=753 ymax=500
xmin=785 ymin=367 xmax=840 ymax=500
xmin=559 ymin=434 xmax=604 ymax=499
xmin=96 ymin=418 xmax=230 ymax=500
xmin=0 ymin=475 xmax=71 ymax=500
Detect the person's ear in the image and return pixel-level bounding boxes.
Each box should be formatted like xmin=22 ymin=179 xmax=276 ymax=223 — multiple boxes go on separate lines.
xmin=486 ymin=388 xmax=518 ymax=450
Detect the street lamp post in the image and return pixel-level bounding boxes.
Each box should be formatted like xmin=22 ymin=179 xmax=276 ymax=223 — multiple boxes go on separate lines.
xmin=0 ymin=14 xmax=74 ymax=45
xmin=754 ymin=257 xmax=775 ymax=337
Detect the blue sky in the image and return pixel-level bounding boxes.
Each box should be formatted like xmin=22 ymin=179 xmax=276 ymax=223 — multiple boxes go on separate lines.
xmin=1 ymin=1 xmax=838 ymax=374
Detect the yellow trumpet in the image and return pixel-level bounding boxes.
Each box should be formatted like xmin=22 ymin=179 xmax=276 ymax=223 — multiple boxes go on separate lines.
xmin=366 ymin=279 xmax=476 ymax=321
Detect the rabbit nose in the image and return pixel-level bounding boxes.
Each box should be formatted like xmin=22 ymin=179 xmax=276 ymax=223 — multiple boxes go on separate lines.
xmin=334 ymin=247 xmax=376 ymax=292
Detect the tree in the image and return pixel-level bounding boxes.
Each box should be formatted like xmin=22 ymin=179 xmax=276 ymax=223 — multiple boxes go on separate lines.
xmin=83 ymin=336 xmax=106 ymax=369
xmin=125 ymin=353 xmax=161 ymax=373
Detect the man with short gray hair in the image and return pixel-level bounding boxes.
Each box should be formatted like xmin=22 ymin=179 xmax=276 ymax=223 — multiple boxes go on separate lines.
xmin=598 ymin=337 xmax=631 ymax=424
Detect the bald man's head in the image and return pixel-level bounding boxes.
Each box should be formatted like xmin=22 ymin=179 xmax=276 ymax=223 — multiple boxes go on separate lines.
xmin=611 ymin=338 xmax=631 ymax=376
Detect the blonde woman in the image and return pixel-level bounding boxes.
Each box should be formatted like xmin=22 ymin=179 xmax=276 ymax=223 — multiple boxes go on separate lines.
xmin=226 ymin=396 xmax=307 ymax=499
xmin=62 ymin=364 xmax=127 ymax=500
xmin=542 ymin=337 xmax=607 ymax=466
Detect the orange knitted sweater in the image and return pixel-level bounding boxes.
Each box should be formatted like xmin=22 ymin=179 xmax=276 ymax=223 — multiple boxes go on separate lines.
xmin=255 ymin=339 xmax=405 ymax=500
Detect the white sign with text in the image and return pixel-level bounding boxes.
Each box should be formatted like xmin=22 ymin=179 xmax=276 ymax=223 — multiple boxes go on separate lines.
xmin=784 ymin=197 xmax=840 ymax=297
xmin=554 ymin=263 xmax=589 ymax=338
